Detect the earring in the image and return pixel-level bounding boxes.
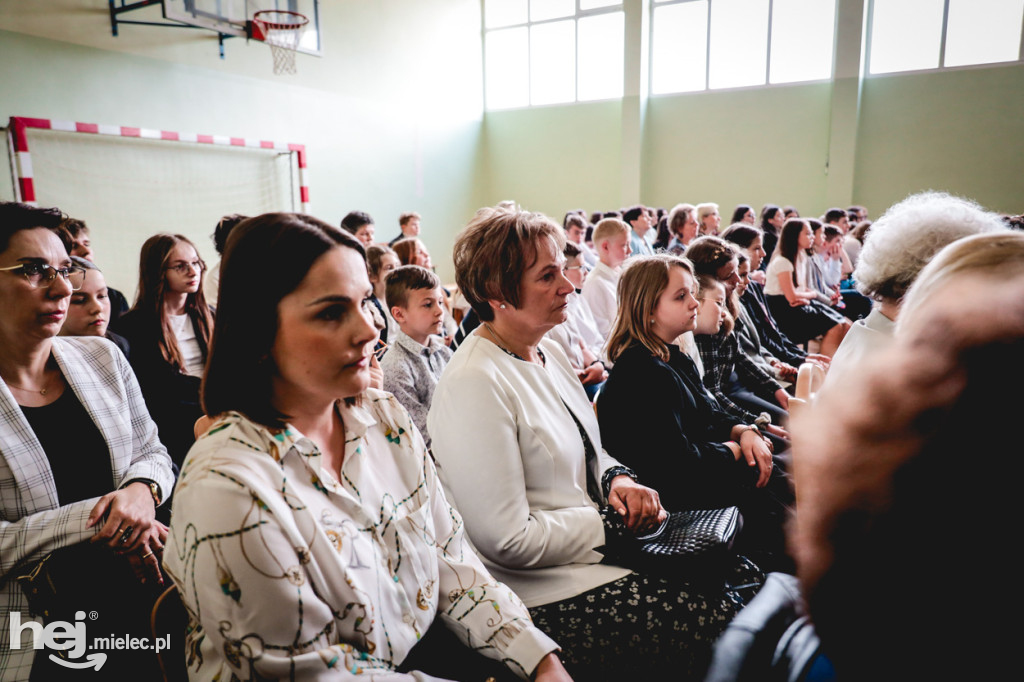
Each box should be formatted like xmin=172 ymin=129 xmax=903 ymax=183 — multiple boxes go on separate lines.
xmin=650 ymin=319 xmax=655 ymax=323
xmin=499 ymin=304 xmax=506 ymax=309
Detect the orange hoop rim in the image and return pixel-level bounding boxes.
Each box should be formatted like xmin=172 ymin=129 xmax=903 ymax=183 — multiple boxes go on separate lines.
xmin=252 ymin=9 xmax=309 ymax=31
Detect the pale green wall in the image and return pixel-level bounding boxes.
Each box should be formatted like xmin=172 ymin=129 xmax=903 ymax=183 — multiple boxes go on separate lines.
xmin=643 ymin=82 xmax=834 ymax=215
xmin=478 ymin=99 xmax=623 ymax=217
xmin=855 ymin=64 xmax=1024 ymax=215
xmin=0 ymin=0 xmax=484 ymax=285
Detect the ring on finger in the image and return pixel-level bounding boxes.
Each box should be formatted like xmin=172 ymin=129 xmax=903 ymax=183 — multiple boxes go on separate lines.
xmin=119 ymin=526 xmax=135 ymax=544
xmin=141 ymin=551 xmax=155 ymax=559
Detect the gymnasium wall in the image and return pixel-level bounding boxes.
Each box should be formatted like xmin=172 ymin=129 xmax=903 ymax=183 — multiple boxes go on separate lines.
xmin=0 ymin=0 xmax=485 ymax=289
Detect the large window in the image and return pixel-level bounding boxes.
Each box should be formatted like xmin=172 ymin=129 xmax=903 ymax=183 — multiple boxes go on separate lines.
xmin=869 ymin=0 xmax=1024 ymax=74
xmin=651 ymin=0 xmax=836 ymax=95
xmin=484 ymin=0 xmax=624 ymax=109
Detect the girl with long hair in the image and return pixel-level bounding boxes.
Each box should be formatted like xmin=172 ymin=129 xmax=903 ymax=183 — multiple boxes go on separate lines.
xmin=114 ymin=233 xmax=214 ymax=466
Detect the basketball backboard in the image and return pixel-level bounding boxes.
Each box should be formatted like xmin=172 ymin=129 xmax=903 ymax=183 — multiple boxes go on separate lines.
xmin=163 ymin=0 xmax=321 ymax=55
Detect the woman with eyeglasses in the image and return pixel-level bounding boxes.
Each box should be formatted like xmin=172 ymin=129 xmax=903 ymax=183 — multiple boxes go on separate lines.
xmin=0 ymin=202 xmax=175 ymax=680
xmin=114 ymin=233 xmax=214 ymax=468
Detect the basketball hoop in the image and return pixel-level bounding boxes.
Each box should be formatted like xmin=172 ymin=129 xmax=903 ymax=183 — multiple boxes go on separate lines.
xmin=252 ymin=10 xmax=309 ymax=75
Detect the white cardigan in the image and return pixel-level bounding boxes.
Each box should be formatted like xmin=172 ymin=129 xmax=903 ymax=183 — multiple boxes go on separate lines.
xmin=427 ymin=333 xmax=630 ymax=607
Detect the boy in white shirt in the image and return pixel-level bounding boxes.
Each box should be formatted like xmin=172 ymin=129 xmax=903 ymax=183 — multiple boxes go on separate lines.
xmin=380 ymin=265 xmax=453 ymax=448
xmin=581 ymin=218 xmax=631 ymax=337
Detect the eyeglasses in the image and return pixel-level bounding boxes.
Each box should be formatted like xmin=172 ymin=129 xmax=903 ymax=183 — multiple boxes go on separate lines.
xmin=165 ymin=259 xmax=206 ymax=275
xmin=0 ymin=262 xmax=87 ymax=290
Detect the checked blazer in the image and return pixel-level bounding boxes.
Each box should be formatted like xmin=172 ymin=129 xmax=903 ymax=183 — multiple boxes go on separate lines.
xmin=0 ymin=336 xmax=175 ymax=680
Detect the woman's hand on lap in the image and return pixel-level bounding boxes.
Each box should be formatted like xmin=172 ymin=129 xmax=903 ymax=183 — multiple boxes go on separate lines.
xmin=738 ymin=430 xmax=774 ymax=488
xmin=607 ymin=475 xmax=667 ymax=533
xmin=87 ymin=482 xmax=157 ymax=553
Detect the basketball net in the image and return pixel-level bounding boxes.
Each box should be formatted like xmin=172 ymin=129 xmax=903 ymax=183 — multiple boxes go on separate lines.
xmin=253 ymin=10 xmax=309 ymax=75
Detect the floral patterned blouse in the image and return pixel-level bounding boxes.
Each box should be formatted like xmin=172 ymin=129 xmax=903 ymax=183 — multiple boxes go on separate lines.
xmin=165 ymin=388 xmax=558 ymax=681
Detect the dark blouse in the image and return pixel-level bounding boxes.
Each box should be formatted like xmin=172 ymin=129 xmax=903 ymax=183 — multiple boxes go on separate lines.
xmin=20 ymin=386 xmax=113 ymax=504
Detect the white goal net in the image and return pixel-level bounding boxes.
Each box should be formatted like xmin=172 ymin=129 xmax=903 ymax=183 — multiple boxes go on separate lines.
xmin=23 ymin=127 xmax=300 ymax=298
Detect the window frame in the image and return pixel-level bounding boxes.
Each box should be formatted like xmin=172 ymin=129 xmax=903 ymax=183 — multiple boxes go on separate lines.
xmin=647 ymin=0 xmax=838 ymax=97
xmin=864 ymin=0 xmax=1024 ymax=77
xmin=482 ymin=0 xmax=626 ymax=110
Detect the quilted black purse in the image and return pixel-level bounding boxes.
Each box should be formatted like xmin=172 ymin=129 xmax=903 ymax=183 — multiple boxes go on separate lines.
xmin=598 ymin=504 xmax=743 ymax=575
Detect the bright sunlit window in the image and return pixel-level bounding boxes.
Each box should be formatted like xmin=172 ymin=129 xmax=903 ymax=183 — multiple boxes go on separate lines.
xmin=651 ymin=0 xmax=836 ymax=95
xmin=869 ymin=0 xmax=1024 ymax=74
xmin=484 ymin=0 xmax=624 ymax=109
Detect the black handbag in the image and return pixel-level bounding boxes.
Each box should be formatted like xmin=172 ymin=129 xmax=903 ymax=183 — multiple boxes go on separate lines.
xmin=597 ymin=504 xmax=743 ymax=575
xmin=560 ymin=398 xmax=745 ymax=575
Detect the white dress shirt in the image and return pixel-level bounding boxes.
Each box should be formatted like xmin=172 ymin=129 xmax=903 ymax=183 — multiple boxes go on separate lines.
xmin=580 ymin=261 xmax=621 ymax=339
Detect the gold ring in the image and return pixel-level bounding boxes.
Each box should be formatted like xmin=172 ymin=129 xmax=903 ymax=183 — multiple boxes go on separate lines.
xmin=141 ymin=551 xmax=155 ymax=559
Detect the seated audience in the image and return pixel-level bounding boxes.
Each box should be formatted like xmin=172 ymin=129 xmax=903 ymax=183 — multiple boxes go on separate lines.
xmin=165 ymin=212 xmax=567 ymax=682
xmin=59 ymin=256 xmax=130 ymax=356
xmin=843 ymin=218 xmax=870 ymax=267
xmin=807 ymin=221 xmax=871 ymax=321
xmin=380 ymin=265 xmax=453 ymax=449
xmin=596 ymin=254 xmax=794 ymax=572
xmin=791 ymin=231 xmax=1024 ymax=681
xmin=60 ymin=216 xmax=129 ymax=322
xmin=758 ymin=205 xmax=784 ymax=269
xmin=203 ymin=213 xmax=248 ymax=306
xmin=1 ymin=202 xmax=174 ymax=680
xmin=393 ymin=236 xmax=457 ymax=340
xmin=114 ymin=233 xmax=214 ymax=467
xmin=365 ymin=244 xmax=401 ymax=344
xmin=429 ymin=207 xmax=764 ymax=680
xmin=389 ymin=211 xmax=421 ymax=246
xmin=721 ymin=223 xmax=830 ymax=371
xmin=687 ymin=238 xmax=790 ymax=427
xmin=693 ymin=271 xmax=789 ymax=430
xmin=581 ymin=217 xmax=631 ymax=337
xmin=825 ymin=191 xmax=1006 ymax=387
xmin=666 ymin=202 xmax=699 ymax=255
xmin=545 ymin=242 xmax=607 ymax=399
xmin=563 ymin=212 xmax=596 ymax=267
xmin=763 ymin=219 xmax=850 ymax=356
xmin=340 ymin=209 xmax=376 ymax=247
xmin=697 ymin=202 xmax=722 ymax=236
xmin=731 ymin=204 xmax=755 ymax=225
xmin=623 ymin=205 xmax=654 ymax=257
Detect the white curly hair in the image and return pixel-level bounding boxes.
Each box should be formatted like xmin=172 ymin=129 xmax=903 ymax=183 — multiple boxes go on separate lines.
xmin=854 ymin=191 xmax=1007 ymax=301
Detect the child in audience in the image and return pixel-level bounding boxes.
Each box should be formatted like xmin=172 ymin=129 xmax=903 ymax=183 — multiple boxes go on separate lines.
xmin=340 ymin=209 xmax=376 ymax=247
xmin=114 ymin=233 xmax=214 ymax=467
xmin=693 ymin=273 xmax=789 ymax=432
xmin=59 ymin=256 xmax=130 ymax=356
xmin=764 ymin=219 xmax=850 ymax=356
xmin=380 ymin=265 xmax=453 ymax=448
xmin=581 ymin=217 xmax=631 ymax=337
xmin=203 ymin=213 xmax=248 ymax=306
xmin=546 ymin=242 xmax=607 ymax=398
xmin=393 ymin=237 xmax=458 ymax=342
xmin=60 ymin=216 xmax=129 ymax=321
xmin=366 ymin=244 xmax=401 ymax=344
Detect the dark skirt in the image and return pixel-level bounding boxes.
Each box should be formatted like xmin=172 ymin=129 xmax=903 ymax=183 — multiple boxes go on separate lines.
xmin=765 ymin=295 xmax=845 ymax=343
xmin=528 ymin=558 xmax=765 ymax=681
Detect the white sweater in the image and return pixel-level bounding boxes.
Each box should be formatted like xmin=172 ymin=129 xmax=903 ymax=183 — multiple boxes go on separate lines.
xmin=427 ymin=333 xmax=631 ymax=607
xmin=580 ymin=261 xmax=621 ymax=338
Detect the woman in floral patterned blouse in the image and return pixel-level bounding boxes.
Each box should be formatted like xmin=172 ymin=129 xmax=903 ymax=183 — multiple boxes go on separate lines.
xmin=164 ymin=213 xmax=569 ymax=682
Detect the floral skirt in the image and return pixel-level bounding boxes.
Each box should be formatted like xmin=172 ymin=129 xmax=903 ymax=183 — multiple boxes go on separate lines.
xmin=528 ymin=557 xmax=764 ymax=681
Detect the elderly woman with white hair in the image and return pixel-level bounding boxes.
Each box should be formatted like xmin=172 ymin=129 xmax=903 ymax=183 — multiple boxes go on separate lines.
xmin=824 ymin=191 xmax=1006 ymax=388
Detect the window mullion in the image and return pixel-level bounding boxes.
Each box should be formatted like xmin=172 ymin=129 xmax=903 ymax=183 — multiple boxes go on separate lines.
xmin=765 ymin=0 xmax=774 ymax=84
xmin=938 ymin=0 xmax=950 ymax=67
xmin=705 ymin=0 xmax=713 ymax=89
